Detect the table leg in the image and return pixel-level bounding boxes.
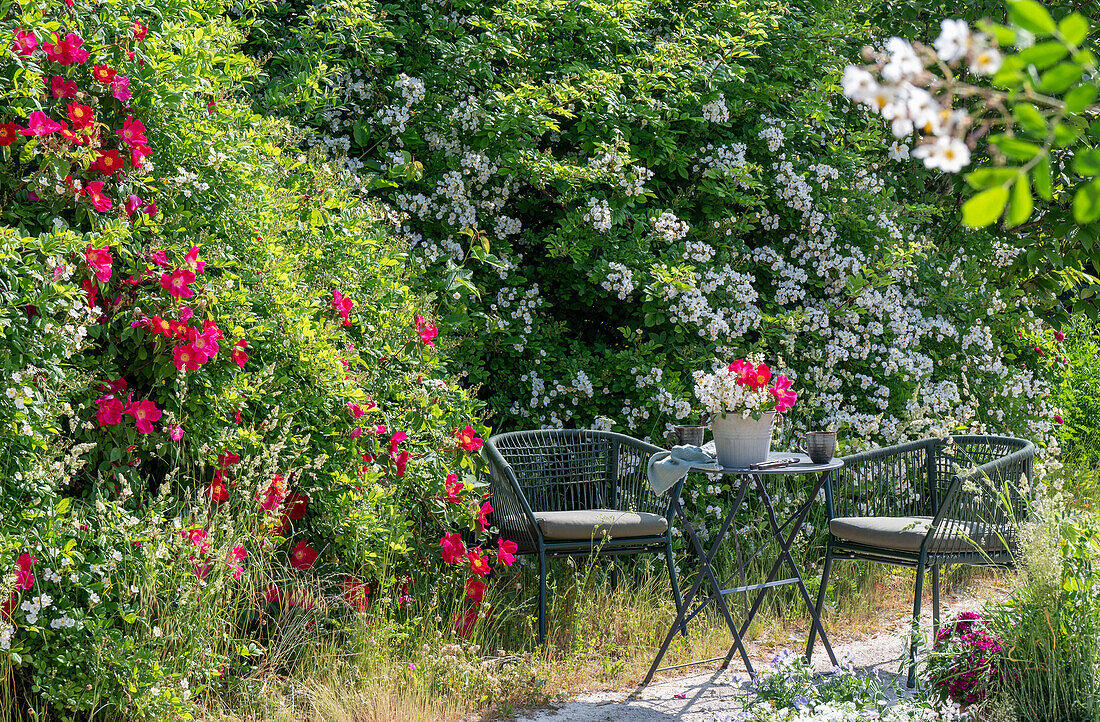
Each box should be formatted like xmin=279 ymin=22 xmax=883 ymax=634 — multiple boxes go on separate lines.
xmin=643 ymin=475 xmax=754 ymax=685
xmin=721 ymin=472 xmax=837 ymax=668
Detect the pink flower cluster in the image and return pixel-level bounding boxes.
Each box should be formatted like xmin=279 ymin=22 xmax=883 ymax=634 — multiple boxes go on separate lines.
xmin=94 ymin=378 xmax=162 ymax=434
xmin=933 ymin=611 xmax=1007 ymax=705
xmin=7 ymin=26 xmax=153 ymax=214
xmin=727 ymin=359 xmax=798 ymax=413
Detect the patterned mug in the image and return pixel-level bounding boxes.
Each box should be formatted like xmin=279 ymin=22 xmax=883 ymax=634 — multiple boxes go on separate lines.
xmin=801 ymin=431 xmax=837 ymax=464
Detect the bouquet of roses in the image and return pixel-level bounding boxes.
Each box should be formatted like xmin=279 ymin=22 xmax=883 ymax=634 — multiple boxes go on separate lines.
xmin=693 ymin=359 xmax=797 ymax=419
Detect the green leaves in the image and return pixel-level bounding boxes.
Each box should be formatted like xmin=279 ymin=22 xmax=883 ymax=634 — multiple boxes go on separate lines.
xmin=991 ymin=135 xmax=1043 ymax=161
xmin=1058 ymin=12 xmax=1091 ymax=46
xmin=1038 ymin=62 xmax=1082 ymax=93
xmin=1074 ymin=149 xmax=1100 ymax=177
xmin=1008 ymin=0 xmax=1056 ymax=35
xmin=1013 ymin=104 xmax=1047 ymax=136
xmin=1075 ymin=178 xmax=1100 ymax=224
xmin=962 ymin=186 xmax=1011 ymax=228
xmin=1007 ymin=175 xmax=1033 ymax=228
xmin=1065 ymin=84 xmax=1099 ymax=115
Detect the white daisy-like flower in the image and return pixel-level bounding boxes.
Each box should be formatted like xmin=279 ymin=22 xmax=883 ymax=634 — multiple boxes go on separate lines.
xmin=913 ymin=135 xmax=971 ymax=173
xmin=970 ymin=44 xmax=1003 ymax=75
xmin=934 ymin=19 xmax=971 ymax=63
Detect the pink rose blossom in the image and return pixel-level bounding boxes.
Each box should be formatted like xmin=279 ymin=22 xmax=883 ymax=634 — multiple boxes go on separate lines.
xmin=12 ymin=29 xmax=37 ymax=56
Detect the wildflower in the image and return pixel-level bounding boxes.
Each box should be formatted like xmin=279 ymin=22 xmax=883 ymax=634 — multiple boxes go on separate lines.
xmin=111 ymin=76 xmax=131 ymax=102
xmin=1055 ymin=331 xmax=1065 ymax=341
xmin=440 ymin=533 xmax=465 ymax=563
xmin=289 ymin=541 xmax=318 ymax=570
xmin=132 ymin=21 xmax=148 ymax=42
xmin=467 ymin=549 xmax=491 ymax=577
xmin=389 ymin=429 xmax=408 ymax=457
xmin=125 ymin=194 xmax=143 ymax=216
xmin=81 ymin=279 xmax=98 ymax=308
xmin=970 ymin=44 xmax=1003 ymax=75
xmin=184 ymin=246 xmax=205 ymax=274
xmin=67 ymin=103 xmax=94 ymax=130
xmin=193 ymin=563 xmax=211 ymax=579
xmin=182 ymin=528 xmax=210 ymax=555
xmin=92 ymin=64 xmax=117 ymax=84
xmin=263 ymin=584 xmax=281 ymax=603
xmin=189 ymin=326 xmax=220 ymax=360
xmin=453 ymin=607 xmax=479 ymax=638
xmin=914 ymin=135 xmax=971 ymax=173
xmin=19 ymin=111 xmax=62 ymax=137
xmin=257 ymin=474 xmax=287 ymax=512
xmin=131 ymin=144 xmax=152 ymax=168
xmin=228 ymin=545 xmax=247 ymax=563
xmin=770 ymin=375 xmax=798 ymax=413
xmin=1054 ymin=415 xmax=1064 ymax=424
xmin=477 ymin=501 xmax=493 ymax=530
xmin=454 ymin=425 xmax=484 ymax=452
xmin=347 ymin=402 xmax=365 ymax=418
xmin=750 ymin=363 xmax=771 ymax=391
xmin=285 ymin=494 xmax=308 ymax=521
xmin=117 ymin=116 xmax=147 ymax=146
xmin=415 ymin=316 xmax=438 ymax=346
xmin=96 ymin=396 xmax=124 ymax=426
xmin=42 ymin=32 xmax=90 ymax=65
xmin=888 ymin=140 xmax=910 ymax=161
xmin=445 ymin=473 xmax=463 ymax=503
xmin=934 ymin=19 xmax=971 ymax=63
xmin=12 ymin=29 xmax=36 ymax=56
xmin=85 ymin=246 xmax=113 ymax=283
xmin=50 ymin=76 xmax=78 ymax=98
xmin=93 ymin=149 xmax=126 ymax=176
xmin=882 ymin=37 xmax=922 ymax=83
xmin=497 ymin=538 xmax=518 ymax=566
xmin=394 ymin=449 xmax=410 ymax=476
xmin=343 ymin=576 xmax=370 ymax=611
xmin=173 ymin=344 xmax=203 ymax=372
xmin=0 ymin=123 xmax=18 ymax=146
xmin=161 ymin=269 xmax=196 ymax=299
xmin=15 ymin=554 xmax=36 ymax=590
xmin=124 ymin=399 xmax=162 ymax=434
xmin=231 ymin=339 xmax=248 ymax=368
xmin=83 ymin=180 xmax=112 ymax=212
xmin=465 ymin=576 xmax=487 ymax=603
xmin=332 ymin=290 xmax=355 ymax=326
xmin=206 ymin=479 xmax=229 ymax=504
xmin=218 ymin=452 xmax=240 ymax=467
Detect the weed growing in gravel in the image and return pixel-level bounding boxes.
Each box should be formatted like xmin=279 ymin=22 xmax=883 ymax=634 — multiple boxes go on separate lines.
xmin=722 ymin=649 xmax=967 ymax=721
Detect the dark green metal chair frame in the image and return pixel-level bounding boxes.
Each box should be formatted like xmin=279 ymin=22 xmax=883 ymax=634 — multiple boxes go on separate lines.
xmin=483 ymin=429 xmax=685 ymax=644
xmin=806 ymin=435 xmax=1035 ymax=687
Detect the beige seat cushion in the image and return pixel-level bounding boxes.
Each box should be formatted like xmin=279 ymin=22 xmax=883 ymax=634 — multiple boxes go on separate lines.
xmin=533 ymin=509 xmax=668 ymax=541
xmin=829 ymin=516 xmax=1010 ymax=553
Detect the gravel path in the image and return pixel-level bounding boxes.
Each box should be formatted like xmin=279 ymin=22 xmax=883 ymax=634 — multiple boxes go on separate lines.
xmin=518 ymin=597 xmax=987 ymax=722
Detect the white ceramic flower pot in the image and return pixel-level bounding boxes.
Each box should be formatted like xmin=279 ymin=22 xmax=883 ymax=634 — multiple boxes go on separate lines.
xmin=710 ymin=411 xmax=775 ymax=468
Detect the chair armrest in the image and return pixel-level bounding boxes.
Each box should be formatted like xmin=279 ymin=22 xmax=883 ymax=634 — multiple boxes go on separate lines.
xmin=832 ymin=439 xmax=936 ymax=520
xmin=482 ymin=438 xmax=542 ymax=551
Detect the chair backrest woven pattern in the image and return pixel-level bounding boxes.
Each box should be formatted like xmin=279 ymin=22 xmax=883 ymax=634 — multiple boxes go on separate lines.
xmin=483 ymin=430 xmax=666 ymax=553
xmin=832 ymin=439 xmax=936 ymax=518
xmin=493 ymin=430 xmax=613 ymax=512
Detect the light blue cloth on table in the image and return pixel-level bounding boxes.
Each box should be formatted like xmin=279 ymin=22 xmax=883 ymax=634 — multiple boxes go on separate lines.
xmin=647 ymin=441 xmax=722 ymax=495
